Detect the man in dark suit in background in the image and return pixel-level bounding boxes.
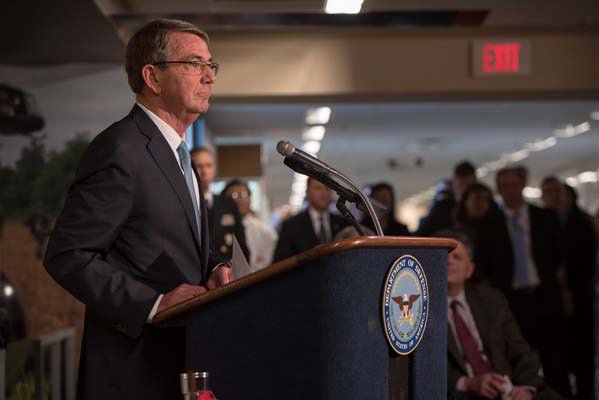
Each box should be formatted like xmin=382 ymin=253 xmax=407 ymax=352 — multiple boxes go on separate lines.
xmin=494 ymin=166 xmax=569 ymax=397
xmin=190 ymin=146 xmax=250 ymax=261
xmin=444 ymin=230 xmax=561 ymax=400
xmin=417 ymin=160 xmax=477 ymax=236
xmin=541 ymin=177 xmax=597 ymax=400
xmin=44 ymin=19 xmax=230 ymax=400
xmin=273 ymin=178 xmax=347 ymax=262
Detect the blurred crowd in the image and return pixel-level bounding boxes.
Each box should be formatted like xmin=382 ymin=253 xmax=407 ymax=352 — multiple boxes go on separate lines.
xmin=196 ymin=150 xmax=597 ymax=399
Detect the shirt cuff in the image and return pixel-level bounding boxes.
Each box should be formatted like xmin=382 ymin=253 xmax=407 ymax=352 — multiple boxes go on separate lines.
xmin=211 ymin=262 xmax=231 ymax=274
xmin=146 ymin=294 xmax=164 ymax=323
xmin=456 ymin=376 xmax=467 ymax=392
xmin=520 ymin=385 xmax=537 ymax=394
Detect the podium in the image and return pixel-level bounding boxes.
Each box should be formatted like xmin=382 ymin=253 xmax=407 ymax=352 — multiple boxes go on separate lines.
xmin=154 ymin=237 xmax=455 ymax=400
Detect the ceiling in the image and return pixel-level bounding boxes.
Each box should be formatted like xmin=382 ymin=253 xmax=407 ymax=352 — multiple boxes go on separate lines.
xmin=3 ymin=0 xmax=599 ymax=66
xmin=206 ymin=101 xmax=599 ymax=208
xmin=1 ymin=1 xmax=599 ymax=217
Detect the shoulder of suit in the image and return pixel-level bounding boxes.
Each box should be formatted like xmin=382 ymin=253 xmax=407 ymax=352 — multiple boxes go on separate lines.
xmin=281 ymin=210 xmax=309 ymax=227
xmin=465 ymin=282 xmax=506 ymax=305
xmin=90 ymin=112 xmax=145 ymax=152
xmin=331 ymin=212 xmax=349 ymax=226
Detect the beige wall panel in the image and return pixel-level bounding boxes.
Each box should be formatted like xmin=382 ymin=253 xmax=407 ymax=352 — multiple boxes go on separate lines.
xmin=209 ymin=30 xmax=599 ymax=100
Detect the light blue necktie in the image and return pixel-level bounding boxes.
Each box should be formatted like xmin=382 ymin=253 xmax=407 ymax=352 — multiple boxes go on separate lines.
xmin=177 ymin=141 xmax=201 ymax=243
xmin=510 ymin=211 xmax=529 ymax=288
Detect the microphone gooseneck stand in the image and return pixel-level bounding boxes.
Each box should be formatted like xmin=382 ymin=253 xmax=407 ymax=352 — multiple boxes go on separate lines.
xmin=329 ymin=170 xmax=384 ymax=236
xmin=277 ymin=140 xmax=384 ymax=236
xmin=336 ymin=197 xmax=365 ymax=236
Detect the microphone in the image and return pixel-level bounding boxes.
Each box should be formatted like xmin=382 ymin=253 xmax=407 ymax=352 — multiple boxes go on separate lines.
xmin=276 ymin=141 xmax=386 ymax=220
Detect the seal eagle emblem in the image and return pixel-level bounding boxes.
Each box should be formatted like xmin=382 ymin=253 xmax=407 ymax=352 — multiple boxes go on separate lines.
xmin=382 ymin=255 xmax=429 ymax=355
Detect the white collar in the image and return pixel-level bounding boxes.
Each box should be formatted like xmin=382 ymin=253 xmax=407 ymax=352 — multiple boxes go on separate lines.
xmin=308 ymin=207 xmax=328 ymax=221
xmin=136 ymin=102 xmax=184 ymax=153
xmin=448 ymin=288 xmax=467 ymax=306
xmin=502 ymin=203 xmax=528 ymax=219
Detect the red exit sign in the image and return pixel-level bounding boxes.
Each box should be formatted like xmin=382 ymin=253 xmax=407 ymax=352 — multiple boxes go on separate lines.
xmin=472 ymin=40 xmax=530 ymax=76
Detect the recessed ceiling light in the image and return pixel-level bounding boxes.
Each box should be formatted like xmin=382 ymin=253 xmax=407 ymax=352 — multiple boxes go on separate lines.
xmin=484 ymin=159 xmax=507 ymax=171
xmin=501 ymin=149 xmax=529 ymax=163
xmin=476 ymin=167 xmax=489 ymax=178
xmin=293 ymin=173 xmax=308 ymax=183
xmin=566 ymin=176 xmax=579 ymax=187
xmin=302 ymin=126 xmax=326 ymax=141
xmin=291 ymin=181 xmax=307 ymax=193
xmin=325 ymin=0 xmax=363 ymax=14
xmin=302 ymin=140 xmax=321 ymax=155
xmin=577 ymin=171 xmax=598 ymax=184
xmin=523 ymin=187 xmax=541 ymax=199
xmin=305 ymin=107 xmax=331 ymax=125
xmin=525 ymin=137 xmax=557 ymax=152
xmin=555 ymin=122 xmax=590 ymax=138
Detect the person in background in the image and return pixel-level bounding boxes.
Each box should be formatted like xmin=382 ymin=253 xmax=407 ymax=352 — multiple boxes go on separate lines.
xmin=362 ymin=182 xmax=410 ymax=236
xmin=494 ymin=166 xmax=569 ymax=397
xmin=442 ymin=230 xmax=562 ymax=400
xmin=273 ymin=178 xmax=348 ymax=262
xmin=417 ymin=160 xmax=477 ymax=236
xmin=191 ymin=146 xmax=250 ymax=261
xmin=222 ymin=179 xmax=278 ymax=271
xmin=541 ymin=176 xmax=597 ymax=400
xmin=453 ymin=182 xmax=506 ymax=283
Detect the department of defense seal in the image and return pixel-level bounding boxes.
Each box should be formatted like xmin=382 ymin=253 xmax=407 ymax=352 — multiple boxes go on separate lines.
xmin=382 ymin=254 xmax=429 ymax=355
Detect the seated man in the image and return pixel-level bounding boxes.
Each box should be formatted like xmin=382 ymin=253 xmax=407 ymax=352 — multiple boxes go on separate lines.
xmin=443 ymin=230 xmax=561 ymax=400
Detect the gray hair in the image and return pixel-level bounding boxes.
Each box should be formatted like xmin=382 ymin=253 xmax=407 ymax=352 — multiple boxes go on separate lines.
xmin=125 ymin=19 xmax=210 ymax=94
xmin=432 ymin=229 xmax=474 ymax=260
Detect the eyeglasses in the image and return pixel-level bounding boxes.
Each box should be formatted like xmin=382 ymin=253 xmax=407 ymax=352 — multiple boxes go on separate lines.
xmin=230 ymin=191 xmax=249 ymax=200
xmin=153 ymin=60 xmax=219 ymax=76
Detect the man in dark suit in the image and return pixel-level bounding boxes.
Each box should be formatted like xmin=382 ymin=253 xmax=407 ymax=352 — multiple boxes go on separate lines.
xmin=190 ymin=146 xmax=250 ymax=261
xmin=273 ymin=178 xmax=347 ymax=262
xmin=44 ymin=19 xmax=230 ymax=400
xmin=417 ymin=160 xmax=476 ymax=236
xmin=444 ymin=230 xmax=561 ymax=400
xmin=494 ymin=166 xmax=569 ymax=397
xmin=541 ymin=177 xmax=597 ymax=400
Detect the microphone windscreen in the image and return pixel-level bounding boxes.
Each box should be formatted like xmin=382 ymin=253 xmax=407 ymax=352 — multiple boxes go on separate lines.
xmin=276 ymin=140 xmax=295 ymax=157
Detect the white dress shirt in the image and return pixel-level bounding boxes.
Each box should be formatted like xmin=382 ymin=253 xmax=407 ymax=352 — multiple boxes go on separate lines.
xmin=243 ymin=214 xmax=278 ymax=272
xmin=137 ymin=102 xmax=201 ymax=322
xmin=502 ymin=204 xmax=541 ymax=289
xmin=448 ymin=290 xmax=488 ymax=390
xmin=448 ymin=290 xmax=535 ymax=396
xmin=308 ymin=207 xmax=331 ymax=242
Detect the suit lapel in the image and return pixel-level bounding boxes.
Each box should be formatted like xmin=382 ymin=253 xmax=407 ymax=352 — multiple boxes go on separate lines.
xmin=192 ymin=166 xmax=210 ymax=277
xmin=130 ymin=105 xmax=203 ymax=253
xmin=302 ymin=210 xmax=319 ymax=247
xmin=527 ymin=204 xmax=540 ymax=260
xmin=447 ymin=324 xmax=467 ymax=374
xmin=464 ymin=285 xmax=495 ymax=367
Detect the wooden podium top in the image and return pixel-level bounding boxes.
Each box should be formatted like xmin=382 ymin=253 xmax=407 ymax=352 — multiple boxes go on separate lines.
xmin=153 ymin=236 xmax=456 ymax=323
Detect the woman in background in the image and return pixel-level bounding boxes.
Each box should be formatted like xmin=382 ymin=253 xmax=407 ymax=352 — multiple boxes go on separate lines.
xmin=453 ymin=182 xmax=507 ymax=283
xmin=362 ymin=182 xmax=410 ymax=236
xmin=222 ymin=179 xmax=278 ymax=272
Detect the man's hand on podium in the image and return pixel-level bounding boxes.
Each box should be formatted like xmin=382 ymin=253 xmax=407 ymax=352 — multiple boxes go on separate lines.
xmin=157 ymin=283 xmax=208 ymax=314
xmin=206 ymin=263 xmax=232 ymax=290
